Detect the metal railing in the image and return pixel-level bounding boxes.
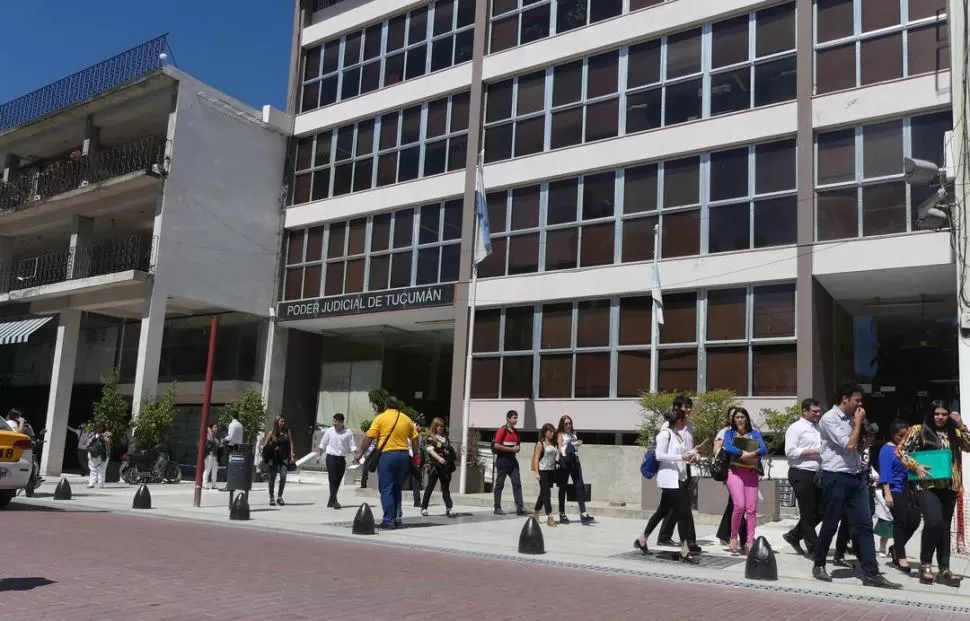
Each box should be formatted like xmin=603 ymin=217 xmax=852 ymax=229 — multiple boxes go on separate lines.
xmin=0 ymin=35 xmax=169 ymax=132
xmin=0 ymin=234 xmax=156 ymax=294
xmin=0 ymin=135 xmax=166 ymax=213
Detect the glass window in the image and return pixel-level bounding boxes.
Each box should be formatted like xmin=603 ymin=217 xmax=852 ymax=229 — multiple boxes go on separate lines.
xmin=707 ymin=288 xmax=746 ymax=340
xmin=753 ymin=284 xmax=795 ymax=338
xmin=666 ymin=29 xmax=702 ymax=78
xmin=660 ymin=292 xmax=697 ymax=344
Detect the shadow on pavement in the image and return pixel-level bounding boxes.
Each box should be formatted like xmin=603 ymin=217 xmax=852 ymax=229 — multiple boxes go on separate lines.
xmin=0 ymin=577 xmax=56 ymax=592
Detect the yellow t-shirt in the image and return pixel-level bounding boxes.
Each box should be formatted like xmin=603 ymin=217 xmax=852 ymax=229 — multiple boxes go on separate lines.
xmin=366 ymin=409 xmax=418 ymax=452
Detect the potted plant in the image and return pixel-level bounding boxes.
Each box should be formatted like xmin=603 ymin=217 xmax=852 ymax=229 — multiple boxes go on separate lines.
xmin=131 ymin=384 xmax=180 ymax=482
xmin=218 ymin=388 xmax=269 ymax=480
xmin=91 ymin=371 xmax=132 ymax=482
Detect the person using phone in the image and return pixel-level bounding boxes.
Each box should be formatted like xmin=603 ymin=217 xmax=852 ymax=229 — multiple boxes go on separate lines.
xmin=895 ymin=400 xmax=970 ymax=586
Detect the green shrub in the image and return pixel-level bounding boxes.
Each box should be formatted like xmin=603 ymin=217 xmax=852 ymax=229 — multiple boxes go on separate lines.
xmin=219 ymin=388 xmax=269 ymax=444
xmin=760 ymin=403 xmax=802 ymax=455
xmin=133 ymin=384 xmax=178 ymax=450
xmin=360 ymin=419 xmax=373 ymax=433
xmin=92 ymin=371 xmax=132 ymax=456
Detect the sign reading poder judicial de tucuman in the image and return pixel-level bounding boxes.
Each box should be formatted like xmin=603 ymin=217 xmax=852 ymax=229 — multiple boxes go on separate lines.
xmin=277 ymin=283 xmax=455 ymax=321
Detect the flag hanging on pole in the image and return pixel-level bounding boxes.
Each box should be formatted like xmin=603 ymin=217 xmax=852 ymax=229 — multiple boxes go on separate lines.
xmin=651 ymin=261 xmax=664 ymax=326
xmin=473 ymin=154 xmax=492 ymax=265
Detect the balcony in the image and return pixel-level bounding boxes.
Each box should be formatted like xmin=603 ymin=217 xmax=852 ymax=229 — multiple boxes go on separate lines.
xmin=0 ymin=36 xmax=169 ymax=133
xmin=0 ymin=135 xmax=166 ymax=214
xmin=0 ymin=234 xmax=155 ymax=294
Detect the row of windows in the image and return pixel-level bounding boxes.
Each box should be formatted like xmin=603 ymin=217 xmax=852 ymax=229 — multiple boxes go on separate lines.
xmin=815 ymin=110 xmax=950 ymax=241
xmin=282 ymin=200 xmax=463 ymax=301
xmin=815 ymin=0 xmax=948 ymax=94
xmin=483 ymin=3 xmax=796 ymax=163
xmin=470 ymin=284 xmax=797 ymax=399
xmin=301 ymin=0 xmax=475 ymax=113
xmin=292 ymin=92 xmax=470 ymax=204
xmin=489 ymin=0 xmax=672 ymax=53
xmin=478 ymin=138 xmax=797 ymax=278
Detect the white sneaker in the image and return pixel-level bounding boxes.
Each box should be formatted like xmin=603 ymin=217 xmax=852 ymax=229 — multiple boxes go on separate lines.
xmin=87 ymin=484 xmax=94 ymax=489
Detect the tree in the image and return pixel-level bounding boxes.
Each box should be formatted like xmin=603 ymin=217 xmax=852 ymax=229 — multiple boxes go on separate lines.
xmin=360 ymin=419 xmax=373 ymax=434
xmin=92 ymin=371 xmax=132 ymax=457
xmin=760 ymin=403 xmax=802 ymax=455
xmin=133 ymin=384 xmax=178 ymax=450
xmin=637 ymin=390 xmax=740 ymax=456
xmin=366 ymin=387 xmax=424 ymax=425
xmin=219 ymin=388 xmax=268 ymax=444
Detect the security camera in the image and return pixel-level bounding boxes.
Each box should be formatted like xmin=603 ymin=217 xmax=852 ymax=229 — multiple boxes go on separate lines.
xmin=904 ymin=158 xmax=941 ymax=186
xmin=915 ymin=187 xmax=949 ymax=230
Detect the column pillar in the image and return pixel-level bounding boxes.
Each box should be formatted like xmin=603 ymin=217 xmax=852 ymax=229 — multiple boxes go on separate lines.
xmin=260 ymin=322 xmax=289 ymax=418
xmin=67 ymin=215 xmax=94 ymax=280
xmin=131 ymin=289 xmax=167 ymax=417
xmin=41 ymin=310 xmax=82 ymax=476
xmin=795 ymin=0 xmax=816 ymax=400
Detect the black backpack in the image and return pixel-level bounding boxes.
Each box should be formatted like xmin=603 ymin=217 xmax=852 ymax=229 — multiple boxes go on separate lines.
xmin=88 ymin=435 xmax=107 ymax=460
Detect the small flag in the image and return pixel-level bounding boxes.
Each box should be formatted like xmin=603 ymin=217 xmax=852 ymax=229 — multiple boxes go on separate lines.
xmin=473 ymin=156 xmax=492 ymax=265
xmin=652 ymin=261 xmax=664 ymax=326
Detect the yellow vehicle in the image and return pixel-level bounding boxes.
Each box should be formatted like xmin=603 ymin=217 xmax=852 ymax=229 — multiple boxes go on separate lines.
xmin=0 ymin=419 xmax=33 ymax=508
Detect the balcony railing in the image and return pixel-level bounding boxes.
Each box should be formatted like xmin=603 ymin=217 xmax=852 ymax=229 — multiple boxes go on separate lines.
xmin=0 ymin=135 xmax=166 ymax=213
xmin=0 ymin=234 xmax=156 ymax=294
xmin=0 ymin=35 xmax=169 ymax=133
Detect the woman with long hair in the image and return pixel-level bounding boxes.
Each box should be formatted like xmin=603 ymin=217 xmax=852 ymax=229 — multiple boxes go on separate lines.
xmin=896 ymin=400 xmax=970 ymax=586
xmin=421 ymin=418 xmax=457 ymax=517
xmin=262 ymin=417 xmax=295 ymax=507
xmin=720 ymin=407 xmax=767 ymax=555
xmin=556 ymin=415 xmax=594 ymax=525
xmin=634 ymin=408 xmax=701 ymax=564
xmin=879 ymin=420 xmax=920 ymax=575
xmin=531 ymin=423 xmax=559 ymax=527
xmin=714 ymin=407 xmax=747 ymax=548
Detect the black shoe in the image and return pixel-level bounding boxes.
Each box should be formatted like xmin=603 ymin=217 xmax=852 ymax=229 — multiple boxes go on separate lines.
xmin=861 ymin=574 xmax=901 ymax=589
xmin=656 ymin=538 xmax=677 ymax=547
xmin=516 ymin=508 xmax=528 ymax=516
xmin=634 ymin=538 xmax=650 ymax=555
xmin=783 ymin=532 xmax=804 ymax=555
xmin=580 ymin=514 xmax=595 ymax=525
xmin=832 ymin=554 xmax=848 ymax=567
xmin=813 ymin=566 xmax=832 ymax=582
xmin=559 ymin=515 xmax=570 ymax=524
xmin=936 ymin=569 xmax=960 ymax=587
xmin=377 ymin=522 xmax=395 ymax=530
xmin=688 ymin=543 xmax=702 ymax=555
xmin=333 ymin=502 xmax=342 ymax=510
xmin=394 ymin=519 xmax=403 ymax=527
xmin=679 ymin=553 xmax=700 ymax=565
xmin=269 ymin=498 xmax=276 ymax=506
xmin=494 ymin=508 xmax=506 ymax=515
xmin=326 ymin=500 xmax=334 ymax=508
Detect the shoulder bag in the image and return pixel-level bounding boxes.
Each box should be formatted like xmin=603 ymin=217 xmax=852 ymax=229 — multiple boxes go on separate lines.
xmin=365 ymin=411 xmax=402 ymax=473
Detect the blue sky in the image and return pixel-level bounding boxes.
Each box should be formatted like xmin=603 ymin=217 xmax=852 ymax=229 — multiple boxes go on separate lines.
xmin=0 ymin=0 xmax=293 ymax=110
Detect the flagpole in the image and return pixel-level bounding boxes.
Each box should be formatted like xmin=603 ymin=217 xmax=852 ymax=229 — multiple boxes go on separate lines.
xmin=458 ymin=216 xmax=480 ymax=496
xmin=650 ymin=224 xmax=660 ymax=393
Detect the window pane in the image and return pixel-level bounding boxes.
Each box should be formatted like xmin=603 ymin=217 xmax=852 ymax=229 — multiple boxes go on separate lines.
xmin=504 ymin=306 xmax=534 ymax=351
xmin=666 ymin=29 xmax=702 ymax=78
xmin=502 ymin=356 xmax=534 ymax=399
xmin=709 ymin=203 xmax=750 ymax=253
xmin=508 ymin=233 xmax=540 ymax=274
xmin=664 ymin=78 xmax=703 ymax=125
xmin=299 ymin=265 xmax=317 ymax=300
xmin=860 ymin=33 xmax=903 ymax=85
xmin=487 ymin=191 xmax=508 ymax=234
xmin=328 ymin=222 xmax=346 ymax=258
xmin=626 ymin=88 xmax=662 ymax=133
xmin=658 ymin=349 xmax=698 ymax=393
xmin=471 ymin=357 xmax=500 ymax=398
xmin=427 ymin=99 xmax=448 ymax=138
xmin=430 ymin=36 xmax=454 ymax=72
xmin=550 ymin=108 xmax=583 ymax=149
xmin=478 ymin=237 xmax=507 ymax=277
xmin=582 ymin=172 xmax=615 ymax=220
xmin=909 ymin=0 xmax=947 ymax=20
xmin=419 ymin=204 xmax=441 ymax=244
xmin=487 ymin=79 xmax=514 ymax=123
xmin=663 ymin=157 xmax=700 ymax=207
xmin=390 ymin=251 xmax=412 ymax=287
xmin=433 ymin=0 xmax=454 ymax=35
xmin=345 ymin=258 xmax=365 ymax=292
xmin=451 ymin=92 xmax=470 ymax=131
xmin=754 ymin=55 xmax=796 ymax=106
xmin=394 ymin=209 xmax=414 ymax=247
xmin=707 ymin=288 xmax=747 ymax=340
xmin=911 ymin=111 xmax=951 ymax=164
xmin=621 ymin=215 xmax=658 ymax=263
xmin=368 ymin=254 xmax=389 ymax=291
xmin=548 ymin=178 xmax=579 ymax=225
xmin=539 ymin=354 xmax=573 ymax=398
xmin=580 ymin=222 xmax=614 ymax=266
xmin=475 ymin=311 xmax=503 ymax=352
xmin=511 ymin=185 xmax=541 ymax=229
xmin=817 ymin=129 xmax=856 ymax=185
xmin=575 ymin=353 xmax=610 ymax=397
xmin=424 ymin=140 xmax=447 ymax=176
xmin=284 ymin=267 xmax=302 ymax=300
xmin=541 ymin=303 xmax=572 ymax=349
xmin=306 ymin=226 xmax=324 ymax=262
xmin=755 ymin=140 xmax=797 ymax=193
xmin=520 ymin=4 xmax=551 ymax=45
xmin=710 ymin=147 xmax=749 ymax=201
xmin=409 ymin=6 xmax=428 ymax=44
xmin=710 ymin=68 xmax=751 ymax=116
xmin=816 ymin=44 xmax=856 ymax=94
xmin=380 ymin=113 xmax=399 ymax=149
xmin=660 ymin=292 xmax=697 ymax=343
xmin=712 ymin=16 xmax=749 ymax=68
xmin=619 ymin=296 xmax=651 ymax=345
xmin=756 ymin=3 xmax=796 ymax=56
xmin=514 ymin=117 xmax=545 ymax=157
xmin=587 ymin=51 xmax=619 ymax=98
xmin=348 ymin=218 xmax=366 ymax=255
xmin=862 ymin=120 xmax=903 ymax=178
xmin=490 ymin=15 xmax=518 ymax=53
xmin=344 ymin=32 xmax=362 ymax=67
xmin=324 ymin=261 xmax=343 ymax=295
xmin=556 ymin=0 xmax=587 ymax=33
xmin=617 ymin=350 xmax=651 ymax=397
xmin=589 ymin=0 xmax=622 ymax=23
xmin=416 ymin=247 xmax=440 ymax=284
xmin=817 ymin=0 xmax=854 ymax=42
xmin=484 ymin=123 xmax=514 ymax=162
xmin=553 ymin=61 xmax=583 ymax=106
xmin=440 ymin=244 xmax=460 ymax=283
xmin=545 ymin=228 xmax=579 ymax=271
xmin=577 ymin=299 xmax=610 ymax=347
xmin=517 ymin=71 xmax=546 ymax=115
xmin=752 ymin=345 xmax=796 ymax=395
xmin=908 ymin=23 xmax=950 ymax=76
xmin=287 ymin=230 xmax=304 ymax=264
xmin=624 ymin=164 xmax=658 ymax=214
xmin=443 ymin=200 xmax=462 ymax=240
xmin=661 ymin=210 xmax=700 ymax=258
xmin=707 ymin=347 xmax=748 ymax=395
xmin=817 ymin=188 xmax=859 ymax=240
xmin=862 ymin=182 xmax=907 ymax=236
xmin=754 ymin=196 xmax=797 ymax=247
xmin=627 ymin=40 xmax=661 ymax=88
xmin=753 ymin=284 xmax=795 ymax=338
xmin=861 ymin=0 xmax=900 ymax=32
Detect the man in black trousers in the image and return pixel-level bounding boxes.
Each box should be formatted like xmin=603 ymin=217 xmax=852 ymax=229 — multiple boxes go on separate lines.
xmin=782 ymin=398 xmax=824 ymax=557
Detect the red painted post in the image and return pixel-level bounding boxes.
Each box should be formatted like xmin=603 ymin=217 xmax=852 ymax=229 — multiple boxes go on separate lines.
xmin=193 ymin=315 xmax=219 ymax=508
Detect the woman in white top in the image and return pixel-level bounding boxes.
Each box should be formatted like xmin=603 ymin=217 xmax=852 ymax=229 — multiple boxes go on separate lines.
xmin=635 ymin=408 xmax=701 ymax=563
xmin=556 ymin=416 xmax=594 ymax=525
xmin=531 ymin=423 xmax=559 ymax=527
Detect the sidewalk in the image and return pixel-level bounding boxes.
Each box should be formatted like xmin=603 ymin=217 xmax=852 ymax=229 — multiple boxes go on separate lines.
xmin=18 ymin=474 xmax=970 ymax=614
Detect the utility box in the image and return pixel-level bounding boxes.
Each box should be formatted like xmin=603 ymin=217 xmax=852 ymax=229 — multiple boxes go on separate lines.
xmin=226 ymin=445 xmax=254 ymax=492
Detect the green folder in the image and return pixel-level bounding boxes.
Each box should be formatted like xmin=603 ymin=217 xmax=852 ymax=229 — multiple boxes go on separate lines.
xmin=907 ymin=449 xmax=952 ymax=481
xmin=730 ymin=436 xmax=760 ymax=468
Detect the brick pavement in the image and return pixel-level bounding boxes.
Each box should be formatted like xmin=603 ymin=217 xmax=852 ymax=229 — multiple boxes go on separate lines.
xmin=0 ymin=506 xmax=962 ymax=621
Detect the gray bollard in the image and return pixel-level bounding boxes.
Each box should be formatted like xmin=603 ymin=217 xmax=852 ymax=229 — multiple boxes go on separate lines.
xmin=132 ymin=484 xmax=152 ymax=509
xmin=352 ymin=502 xmax=376 ymax=535
xmin=518 ymin=516 xmax=546 ymax=555
xmin=53 ymin=478 xmax=72 ymax=500
xmin=229 ymin=492 xmax=250 ymax=521
xmin=744 ymin=536 xmax=778 ymax=581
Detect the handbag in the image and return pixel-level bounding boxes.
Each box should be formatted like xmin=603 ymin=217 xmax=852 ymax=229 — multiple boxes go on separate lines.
xmin=710 ymin=449 xmax=730 ymax=482
xmin=366 ymin=410 xmax=402 ymax=473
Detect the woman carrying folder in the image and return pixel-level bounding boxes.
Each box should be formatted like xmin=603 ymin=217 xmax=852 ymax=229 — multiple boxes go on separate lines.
xmin=721 ymin=408 xmax=768 ymax=556
xmin=896 ymin=401 xmax=970 ymax=586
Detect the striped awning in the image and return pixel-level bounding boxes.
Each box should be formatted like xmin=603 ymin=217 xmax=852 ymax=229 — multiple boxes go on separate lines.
xmin=0 ymin=315 xmax=54 ymax=346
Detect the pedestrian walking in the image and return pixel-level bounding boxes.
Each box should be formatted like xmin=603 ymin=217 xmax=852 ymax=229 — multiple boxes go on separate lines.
xmin=319 ymin=413 xmax=356 ymax=509
xmin=556 ymin=415 xmax=594 ymax=525
xmin=203 ymin=424 xmax=220 ymax=489
xmin=492 ymin=410 xmax=526 ymax=516
xmin=531 ymin=423 xmax=558 ymax=528
xmin=721 ymin=407 xmax=767 ymax=555
xmin=262 ymin=417 xmax=295 ymax=507
xmin=782 ymin=399 xmax=823 ymax=557
xmin=878 ymin=419 xmax=920 ymax=575
xmin=713 ymin=408 xmax=747 ymax=549
xmin=83 ymin=422 xmax=111 ymax=488
xmin=421 ymin=418 xmax=456 ymax=517
xmin=68 ymin=423 xmax=92 ymax=476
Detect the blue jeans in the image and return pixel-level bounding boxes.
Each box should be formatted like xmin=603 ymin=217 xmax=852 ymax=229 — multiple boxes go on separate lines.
xmin=377 ymin=450 xmax=410 ymax=525
xmin=813 ymin=471 xmax=878 ymax=576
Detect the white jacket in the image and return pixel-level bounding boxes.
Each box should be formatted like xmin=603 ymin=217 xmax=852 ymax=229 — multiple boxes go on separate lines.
xmin=655 ymin=426 xmax=694 ymax=490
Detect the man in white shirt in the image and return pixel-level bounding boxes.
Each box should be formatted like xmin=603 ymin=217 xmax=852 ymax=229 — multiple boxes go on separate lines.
xmin=225 ymin=413 xmax=244 ymax=449
xmin=318 ymin=413 xmax=357 ymax=509
xmin=782 ymin=398 xmax=823 ymax=557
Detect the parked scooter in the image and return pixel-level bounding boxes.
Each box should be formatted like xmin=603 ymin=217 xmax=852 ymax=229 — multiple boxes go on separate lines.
xmin=119 ymin=445 xmax=182 ymax=485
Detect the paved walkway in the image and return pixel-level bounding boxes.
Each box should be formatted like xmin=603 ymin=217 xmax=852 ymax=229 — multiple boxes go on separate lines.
xmin=8 ymin=475 xmax=970 ymax=618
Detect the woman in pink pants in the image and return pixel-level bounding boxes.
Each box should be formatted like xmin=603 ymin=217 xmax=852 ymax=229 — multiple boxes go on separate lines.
xmin=720 ymin=407 xmax=767 ymax=556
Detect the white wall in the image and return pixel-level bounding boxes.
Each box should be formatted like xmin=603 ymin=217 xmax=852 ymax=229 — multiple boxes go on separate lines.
xmin=155 ymin=78 xmax=287 ymax=317
xmin=813 ymin=73 xmax=951 ymax=130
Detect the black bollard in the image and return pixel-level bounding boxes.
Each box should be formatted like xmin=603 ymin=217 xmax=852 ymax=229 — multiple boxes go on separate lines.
xmin=132 ymin=484 xmax=152 ymax=509
xmin=53 ymin=478 xmax=72 ymax=501
xmin=352 ymin=502 xmax=376 ymax=535
xmin=229 ymin=492 xmax=250 ymax=521
xmin=518 ymin=516 xmax=546 ymax=555
xmin=744 ymin=536 xmax=778 ymax=581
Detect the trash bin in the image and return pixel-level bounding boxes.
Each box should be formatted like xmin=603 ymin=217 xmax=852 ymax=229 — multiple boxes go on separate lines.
xmin=226 ymin=444 xmax=254 ymax=493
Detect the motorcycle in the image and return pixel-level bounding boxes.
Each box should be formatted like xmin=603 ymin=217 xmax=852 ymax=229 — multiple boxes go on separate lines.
xmin=119 ymin=445 xmax=182 ymax=485
xmin=22 ymin=427 xmax=47 ymax=497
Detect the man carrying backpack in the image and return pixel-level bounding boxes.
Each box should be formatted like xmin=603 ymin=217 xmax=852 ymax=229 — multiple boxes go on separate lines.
xmin=493 ymin=410 xmax=526 ymax=516
xmin=83 ymin=421 xmax=112 ymax=489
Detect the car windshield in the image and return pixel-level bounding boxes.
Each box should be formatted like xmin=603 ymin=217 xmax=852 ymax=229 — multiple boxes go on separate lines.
xmin=0 ymin=419 xmax=14 ymax=432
